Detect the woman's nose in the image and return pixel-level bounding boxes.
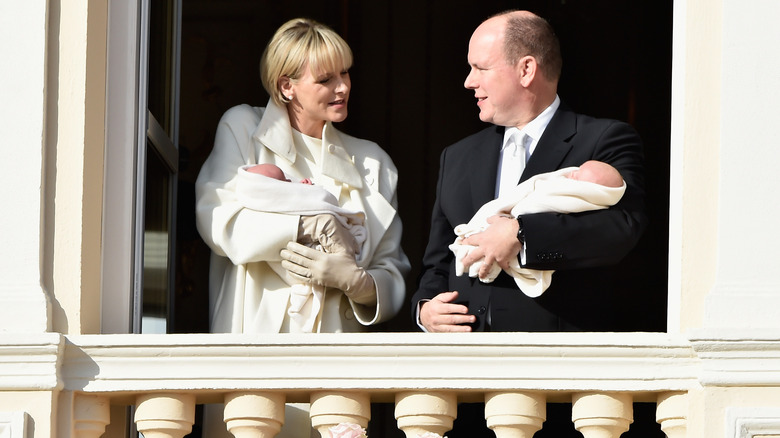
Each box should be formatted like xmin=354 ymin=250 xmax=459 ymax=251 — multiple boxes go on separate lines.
xmin=336 ymin=77 xmax=350 ymax=93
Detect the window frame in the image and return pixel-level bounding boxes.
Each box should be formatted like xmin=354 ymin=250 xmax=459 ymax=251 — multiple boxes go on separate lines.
xmin=102 ymin=0 xmax=181 ymax=334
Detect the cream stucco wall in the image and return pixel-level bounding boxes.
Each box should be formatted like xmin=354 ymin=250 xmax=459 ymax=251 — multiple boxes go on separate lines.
xmin=0 ymin=392 xmax=58 ymax=438
xmin=44 ymin=0 xmax=107 ymax=335
xmin=668 ymin=0 xmax=721 ymax=333
xmin=3 ymin=0 xmax=780 ymax=437
xmin=0 ymin=0 xmax=51 ymax=335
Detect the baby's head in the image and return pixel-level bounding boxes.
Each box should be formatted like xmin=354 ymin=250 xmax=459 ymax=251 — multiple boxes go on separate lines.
xmin=566 ymin=160 xmax=623 ymax=187
xmin=248 ymin=163 xmax=291 ymax=182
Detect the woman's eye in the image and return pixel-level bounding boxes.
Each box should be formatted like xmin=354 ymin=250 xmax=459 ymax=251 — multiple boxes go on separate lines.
xmin=318 ymin=76 xmax=332 ymax=84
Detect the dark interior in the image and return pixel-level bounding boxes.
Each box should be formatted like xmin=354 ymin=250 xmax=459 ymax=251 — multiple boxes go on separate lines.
xmin=173 ymin=0 xmax=672 ymax=334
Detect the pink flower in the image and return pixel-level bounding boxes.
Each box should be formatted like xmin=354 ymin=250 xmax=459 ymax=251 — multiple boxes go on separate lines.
xmin=329 ymin=422 xmax=368 ymax=438
xmin=417 ymin=434 xmax=447 ymax=438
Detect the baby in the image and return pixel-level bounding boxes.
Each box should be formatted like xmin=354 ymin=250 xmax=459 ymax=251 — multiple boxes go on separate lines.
xmin=564 ymin=159 xmax=623 ymax=188
xmin=238 ymin=162 xmax=367 ymax=331
xmin=450 ymin=160 xmax=626 ymax=297
xmin=246 ymin=162 xmax=313 ymax=185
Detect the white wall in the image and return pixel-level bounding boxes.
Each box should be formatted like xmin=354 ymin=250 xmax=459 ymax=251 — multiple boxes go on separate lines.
xmin=0 ymin=0 xmax=51 ymax=333
xmin=705 ymin=0 xmax=780 ymax=329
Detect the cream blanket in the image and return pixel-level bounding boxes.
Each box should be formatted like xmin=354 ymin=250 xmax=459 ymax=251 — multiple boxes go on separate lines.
xmin=236 ymin=165 xmax=367 ymax=332
xmin=449 ymin=166 xmax=626 ymax=298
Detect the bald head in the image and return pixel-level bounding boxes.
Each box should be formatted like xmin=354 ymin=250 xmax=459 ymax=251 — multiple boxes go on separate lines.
xmin=486 ymin=10 xmax=562 ymax=83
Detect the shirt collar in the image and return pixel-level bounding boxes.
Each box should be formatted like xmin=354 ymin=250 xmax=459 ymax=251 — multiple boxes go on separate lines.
xmin=503 ymin=95 xmax=561 ymax=153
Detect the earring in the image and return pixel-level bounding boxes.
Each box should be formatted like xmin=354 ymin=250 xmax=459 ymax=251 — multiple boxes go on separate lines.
xmin=282 ymin=93 xmax=292 ymax=103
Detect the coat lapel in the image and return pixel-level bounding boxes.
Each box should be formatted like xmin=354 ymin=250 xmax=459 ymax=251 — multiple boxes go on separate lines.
xmin=521 ymin=105 xmax=576 ymax=182
xmin=470 ymin=125 xmax=505 ymax=208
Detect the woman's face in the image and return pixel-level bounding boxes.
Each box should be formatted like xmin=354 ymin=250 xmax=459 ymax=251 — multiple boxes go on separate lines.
xmin=285 ymin=63 xmax=351 ymax=138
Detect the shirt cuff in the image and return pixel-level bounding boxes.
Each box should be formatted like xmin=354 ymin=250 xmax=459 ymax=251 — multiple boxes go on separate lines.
xmin=415 ymin=299 xmax=431 ymax=332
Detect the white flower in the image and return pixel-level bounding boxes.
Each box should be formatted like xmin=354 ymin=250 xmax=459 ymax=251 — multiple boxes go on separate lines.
xmin=417 ymin=433 xmax=447 ymax=438
xmin=328 ymin=422 xmax=368 ymax=438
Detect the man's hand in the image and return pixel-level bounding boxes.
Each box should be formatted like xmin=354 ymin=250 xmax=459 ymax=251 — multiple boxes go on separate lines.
xmin=461 ymin=215 xmax=521 ymax=279
xmin=419 ymin=291 xmax=476 ymax=332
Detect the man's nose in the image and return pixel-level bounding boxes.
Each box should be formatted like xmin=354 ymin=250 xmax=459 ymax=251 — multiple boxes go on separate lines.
xmin=464 ymin=70 xmax=476 ymax=89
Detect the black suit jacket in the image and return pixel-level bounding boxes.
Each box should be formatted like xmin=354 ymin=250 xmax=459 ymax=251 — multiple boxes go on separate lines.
xmin=413 ymin=103 xmax=648 ymax=331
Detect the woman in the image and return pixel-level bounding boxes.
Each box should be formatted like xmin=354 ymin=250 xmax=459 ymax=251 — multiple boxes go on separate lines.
xmin=196 ymin=17 xmax=410 ymax=438
xmin=196 ymin=17 xmax=409 ymax=335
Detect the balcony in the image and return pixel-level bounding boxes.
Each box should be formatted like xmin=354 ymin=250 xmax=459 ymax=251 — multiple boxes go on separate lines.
xmin=26 ymin=331 xmax=713 ymax=437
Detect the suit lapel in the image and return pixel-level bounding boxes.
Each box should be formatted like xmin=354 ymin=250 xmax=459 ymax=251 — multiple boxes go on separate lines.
xmin=470 ymin=126 xmax=504 ymax=208
xmin=521 ymin=105 xmax=577 ymax=182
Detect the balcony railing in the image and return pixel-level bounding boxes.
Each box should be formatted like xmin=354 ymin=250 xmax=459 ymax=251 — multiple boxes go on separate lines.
xmin=42 ymin=331 xmax=704 ymax=437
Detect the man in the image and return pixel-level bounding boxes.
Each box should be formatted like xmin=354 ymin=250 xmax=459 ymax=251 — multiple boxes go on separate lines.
xmin=413 ymin=10 xmax=648 ymax=333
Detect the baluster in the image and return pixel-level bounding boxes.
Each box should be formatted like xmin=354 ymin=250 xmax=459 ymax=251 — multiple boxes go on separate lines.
xmin=310 ymin=391 xmax=371 ymax=438
xmin=224 ymin=392 xmax=285 ymax=438
xmin=656 ymin=392 xmax=688 ymax=438
xmin=572 ymin=392 xmax=633 ymax=438
xmin=395 ymin=391 xmax=457 ymax=438
xmin=73 ymin=394 xmax=110 ymax=438
xmin=485 ymin=391 xmax=546 ymax=438
xmin=135 ymin=393 xmax=195 ymax=438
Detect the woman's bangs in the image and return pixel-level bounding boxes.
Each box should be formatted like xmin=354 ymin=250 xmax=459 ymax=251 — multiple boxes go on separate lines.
xmin=308 ymin=40 xmax=352 ymax=75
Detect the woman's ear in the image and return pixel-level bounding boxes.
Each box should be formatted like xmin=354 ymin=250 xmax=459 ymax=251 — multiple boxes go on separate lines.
xmin=279 ymin=76 xmax=294 ymax=101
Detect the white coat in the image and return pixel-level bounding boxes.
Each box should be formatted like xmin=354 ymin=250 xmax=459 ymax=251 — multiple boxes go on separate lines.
xmin=195 ymin=100 xmax=410 ymax=333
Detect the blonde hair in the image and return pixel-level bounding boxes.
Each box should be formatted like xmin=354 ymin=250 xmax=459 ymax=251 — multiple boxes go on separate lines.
xmin=260 ymin=18 xmax=353 ymax=106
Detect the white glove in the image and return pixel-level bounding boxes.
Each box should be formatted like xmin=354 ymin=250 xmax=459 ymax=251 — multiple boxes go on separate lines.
xmin=280 ymin=236 xmax=376 ymax=305
xmin=298 ymin=214 xmax=359 ymax=254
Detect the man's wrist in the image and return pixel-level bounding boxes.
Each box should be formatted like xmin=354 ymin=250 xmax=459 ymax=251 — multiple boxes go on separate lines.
xmin=516 ymin=216 xmax=525 ymax=243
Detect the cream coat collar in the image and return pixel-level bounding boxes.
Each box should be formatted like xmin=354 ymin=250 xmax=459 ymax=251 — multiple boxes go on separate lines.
xmin=252 ymin=100 xmax=364 ymax=189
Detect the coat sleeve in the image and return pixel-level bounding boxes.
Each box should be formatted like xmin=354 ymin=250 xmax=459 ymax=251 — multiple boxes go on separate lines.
xmin=413 ymin=147 xmax=455 ymax=304
xmin=195 ymin=106 xmax=299 ymax=266
xmin=360 ymin=191 xmax=410 ymax=325
xmin=352 ymin=152 xmax=410 ymax=326
xmin=521 ymin=120 xmax=648 ymax=270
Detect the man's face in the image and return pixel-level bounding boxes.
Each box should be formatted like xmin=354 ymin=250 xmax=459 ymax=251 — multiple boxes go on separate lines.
xmin=464 ymin=18 xmax=524 ymax=127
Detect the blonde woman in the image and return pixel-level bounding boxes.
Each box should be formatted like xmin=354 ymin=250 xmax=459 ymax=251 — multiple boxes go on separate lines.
xmin=195 ymin=18 xmax=409 ymax=436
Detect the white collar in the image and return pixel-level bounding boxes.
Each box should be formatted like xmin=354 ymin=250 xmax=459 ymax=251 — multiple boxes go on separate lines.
xmin=252 ymin=99 xmax=363 ymax=188
xmin=503 ymin=95 xmax=561 ymax=151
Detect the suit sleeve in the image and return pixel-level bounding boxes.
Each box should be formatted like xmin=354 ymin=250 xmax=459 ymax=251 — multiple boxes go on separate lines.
xmin=195 ymin=107 xmax=299 ymax=266
xmin=413 ymin=148 xmax=456 ymax=303
xmin=521 ymin=120 xmax=648 ymax=270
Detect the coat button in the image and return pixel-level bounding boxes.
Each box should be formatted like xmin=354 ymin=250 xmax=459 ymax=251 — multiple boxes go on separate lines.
xmin=327 ymin=144 xmax=336 ymax=153
xmin=344 ymin=308 xmax=354 ymax=320
xmin=477 ymin=306 xmax=486 ymax=315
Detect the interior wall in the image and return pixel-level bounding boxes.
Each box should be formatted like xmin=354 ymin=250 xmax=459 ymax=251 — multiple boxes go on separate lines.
xmin=174 ymin=0 xmax=672 ymax=333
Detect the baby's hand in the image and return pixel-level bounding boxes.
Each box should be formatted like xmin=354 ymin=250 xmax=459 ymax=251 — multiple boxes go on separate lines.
xmin=300 ymin=178 xmax=313 ymax=185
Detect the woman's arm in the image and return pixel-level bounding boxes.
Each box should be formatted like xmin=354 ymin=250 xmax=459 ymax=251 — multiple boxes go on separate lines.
xmin=195 ymin=106 xmax=299 ymax=265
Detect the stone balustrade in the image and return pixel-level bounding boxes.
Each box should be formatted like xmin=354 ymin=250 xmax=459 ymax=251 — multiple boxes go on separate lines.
xmin=53 ymin=332 xmax=703 ymax=436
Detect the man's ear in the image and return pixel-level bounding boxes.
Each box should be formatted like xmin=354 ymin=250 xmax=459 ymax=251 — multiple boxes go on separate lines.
xmin=517 ymin=55 xmax=537 ymax=87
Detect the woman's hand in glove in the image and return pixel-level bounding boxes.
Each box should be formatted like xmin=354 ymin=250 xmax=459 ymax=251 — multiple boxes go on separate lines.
xmin=298 ymin=214 xmax=359 ymax=253
xmin=280 ymin=235 xmax=376 ymax=305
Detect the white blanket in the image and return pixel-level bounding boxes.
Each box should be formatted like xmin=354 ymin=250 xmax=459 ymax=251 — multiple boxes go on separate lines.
xmin=449 ymin=166 xmax=626 ymax=298
xmin=236 ymin=165 xmax=368 ymax=332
